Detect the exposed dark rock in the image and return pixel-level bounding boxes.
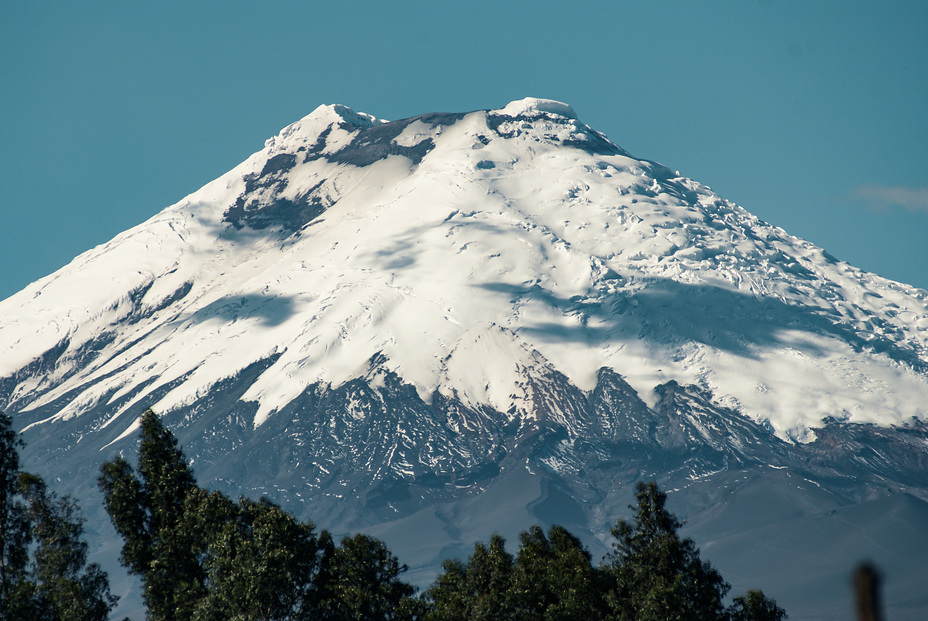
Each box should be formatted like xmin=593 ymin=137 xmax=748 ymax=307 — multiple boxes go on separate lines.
xmin=486 ymin=110 xmax=629 ymax=157
xmin=326 ymin=112 xmax=466 ymax=168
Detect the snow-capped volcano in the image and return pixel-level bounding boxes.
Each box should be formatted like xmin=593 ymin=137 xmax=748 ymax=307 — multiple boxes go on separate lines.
xmin=2 ymin=98 xmax=926 ymax=440
xmin=3 ymin=98 xmax=928 ymax=619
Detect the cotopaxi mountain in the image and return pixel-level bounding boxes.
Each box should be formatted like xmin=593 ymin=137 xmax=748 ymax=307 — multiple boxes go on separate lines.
xmin=2 ymin=98 xmax=928 ymax=619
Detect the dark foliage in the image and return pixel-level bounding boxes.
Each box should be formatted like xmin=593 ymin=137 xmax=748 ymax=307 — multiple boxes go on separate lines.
xmin=0 ymin=411 xmax=117 ymax=621
xmin=427 ymin=480 xmax=786 ymax=621
xmin=510 ymin=525 xmax=603 ymax=620
xmin=425 ymin=534 xmax=515 ymax=621
xmin=729 ymin=590 xmax=788 ymax=621
xmin=99 ymin=409 xmax=203 ymax=620
xmin=100 ymin=409 xmax=418 ymax=621
xmin=320 ymin=533 xmax=421 ymax=621
xmin=0 ymin=410 xmax=29 ymax=615
xmin=602 ymin=480 xmax=730 ymax=620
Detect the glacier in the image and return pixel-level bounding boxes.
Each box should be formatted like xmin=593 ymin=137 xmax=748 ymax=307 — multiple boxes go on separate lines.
xmin=2 ymin=97 xmax=926 ymax=440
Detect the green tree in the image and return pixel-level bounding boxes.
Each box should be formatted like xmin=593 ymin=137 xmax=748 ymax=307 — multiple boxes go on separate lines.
xmin=0 ymin=411 xmax=117 ymax=621
xmin=18 ymin=473 xmax=117 ymax=621
xmin=101 ymin=409 xmax=339 ymax=621
xmin=191 ymin=494 xmax=331 ymax=621
xmin=510 ymin=525 xmax=602 ymax=621
xmin=99 ymin=409 xmax=203 ymax=620
xmin=425 ymin=533 xmax=515 ymax=621
xmin=424 ymin=558 xmax=470 ymax=620
xmin=0 ymin=411 xmax=30 ymax=617
xmin=728 ymin=589 xmax=787 ymax=621
xmin=602 ymin=481 xmax=729 ymax=621
xmin=322 ymin=533 xmax=419 ymax=621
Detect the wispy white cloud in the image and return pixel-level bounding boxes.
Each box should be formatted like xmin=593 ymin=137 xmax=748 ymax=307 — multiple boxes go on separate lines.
xmin=852 ymin=184 xmax=928 ymax=214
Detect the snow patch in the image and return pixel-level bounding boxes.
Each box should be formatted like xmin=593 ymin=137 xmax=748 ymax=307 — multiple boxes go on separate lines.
xmin=495 ymin=97 xmax=578 ymax=120
xmin=392 ymin=120 xmax=436 ymax=148
xmin=264 ymin=103 xmax=384 ymax=154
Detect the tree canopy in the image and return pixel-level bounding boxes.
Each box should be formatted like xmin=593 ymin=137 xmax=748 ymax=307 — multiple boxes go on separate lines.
xmin=0 ymin=411 xmax=118 ymax=621
xmin=428 ymin=481 xmax=785 ymax=621
xmin=602 ymin=481 xmax=731 ymax=621
xmin=99 ymin=410 xmax=419 ymax=621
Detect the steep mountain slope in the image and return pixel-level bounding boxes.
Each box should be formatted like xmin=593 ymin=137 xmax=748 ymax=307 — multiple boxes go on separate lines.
xmin=3 ymin=98 xmax=927 ymax=439
xmin=2 ymin=98 xmax=927 ymax=619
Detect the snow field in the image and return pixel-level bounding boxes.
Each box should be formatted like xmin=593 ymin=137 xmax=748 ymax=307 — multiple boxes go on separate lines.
xmin=2 ymin=99 xmax=927 ymax=439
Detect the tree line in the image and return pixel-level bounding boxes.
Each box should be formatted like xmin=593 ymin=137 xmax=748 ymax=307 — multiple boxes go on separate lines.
xmin=1 ymin=409 xmax=786 ymax=620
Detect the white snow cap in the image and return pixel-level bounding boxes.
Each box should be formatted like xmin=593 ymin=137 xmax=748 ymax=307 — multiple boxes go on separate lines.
xmin=263 ymin=103 xmax=384 ymax=152
xmin=303 ymin=103 xmax=381 ymax=128
xmin=3 ymin=98 xmax=928 ymax=441
xmin=496 ymin=97 xmax=578 ymax=120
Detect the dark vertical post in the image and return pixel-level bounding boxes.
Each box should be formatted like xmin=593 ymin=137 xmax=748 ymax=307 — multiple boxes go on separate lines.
xmin=854 ymin=563 xmax=882 ymax=621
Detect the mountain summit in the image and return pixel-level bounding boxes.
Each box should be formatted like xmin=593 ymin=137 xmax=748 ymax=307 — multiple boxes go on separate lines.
xmin=2 ymin=99 xmax=928 ymax=618
xmin=2 ymin=97 xmax=926 ymax=439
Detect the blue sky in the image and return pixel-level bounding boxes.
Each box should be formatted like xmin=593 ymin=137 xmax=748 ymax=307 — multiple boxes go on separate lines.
xmin=1 ymin=1 xmax=926 ymax=300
